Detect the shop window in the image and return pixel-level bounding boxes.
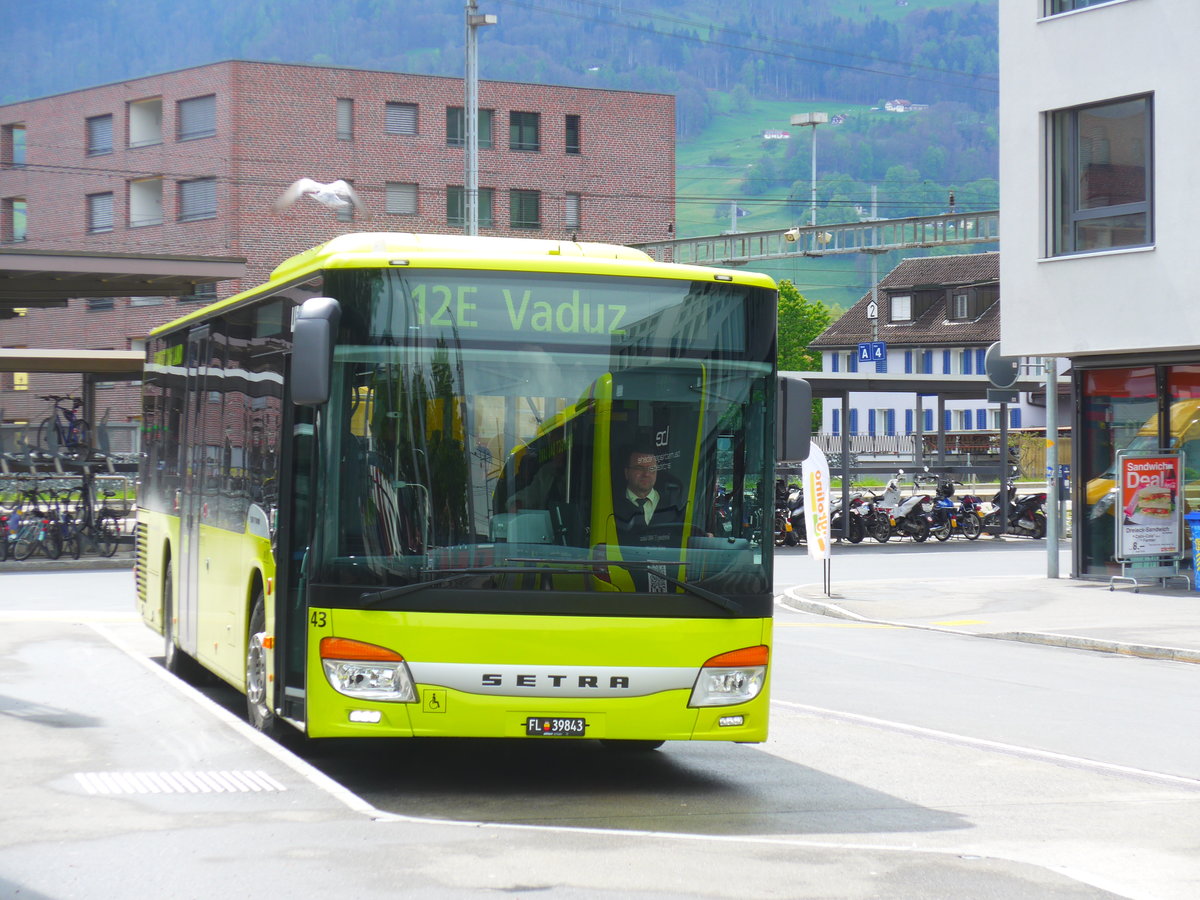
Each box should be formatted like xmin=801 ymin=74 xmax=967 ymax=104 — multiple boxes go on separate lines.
xmin=1078 ymin=366 xmax=1157 ymax=575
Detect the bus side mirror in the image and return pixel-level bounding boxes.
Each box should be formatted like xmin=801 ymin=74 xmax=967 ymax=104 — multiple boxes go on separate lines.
xmin=292 ymin=297 xmax=341 ymax=406
xmin=777 ymin=373 xmax=812 ymax=462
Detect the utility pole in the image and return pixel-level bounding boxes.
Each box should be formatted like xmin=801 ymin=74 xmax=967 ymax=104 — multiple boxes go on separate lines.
xmin=1045 ymin=357 xmax=1059 ymax=577
xmin=790 ymin=112 xmax=828 ymax=227
xmin=465 ymin=1 xmax=496 ymax=236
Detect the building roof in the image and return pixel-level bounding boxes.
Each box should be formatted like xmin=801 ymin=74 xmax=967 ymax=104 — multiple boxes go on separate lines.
xmin=0 ymin=247 xmax=245 ymax=313
xmin=810 ymin=252 xmax=1000 ymax=349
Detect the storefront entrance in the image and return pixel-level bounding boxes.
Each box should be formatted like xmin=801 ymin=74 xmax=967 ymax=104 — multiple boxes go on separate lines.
xmin=1076 ymin=362 xmax=1200 ymax=576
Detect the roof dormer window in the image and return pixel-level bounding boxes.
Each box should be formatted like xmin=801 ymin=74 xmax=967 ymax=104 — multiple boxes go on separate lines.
xmin=890 ymin=294 xmax=911 ymax=322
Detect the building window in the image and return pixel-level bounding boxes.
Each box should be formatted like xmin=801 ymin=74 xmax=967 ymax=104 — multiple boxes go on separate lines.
xmin=2 ymin=197 xmax=26 ymax=242
xmin=446 ymin=107 xmax=493 ymax=148
xmin=3 ymin=124 xmax=26 ymax=168
xmin=565 ymin=192 xmax=581 ymax=230
xmin=130 ymin=296 xmax=166 ymax=307
xmin=1045 ymin=0 xmax=1116 ymax=14
xmin=87 ymin=298 xmax=115 ymax=311
xmin=565 ymin=114 xmax=581 ymax=154
xmin=890 ymin=294 xmax=911 ymax=321
xmin=336 ymin=98 xmax=354 ymax=141
xmin=178 ymin=177 xmax=217 ymax=221
xmin=1050 ymin=94 xmax=1152 ymax=256
xmin=129 ymin=177 xmax=163 ymax=227
xmin=952 ymin=292 xmax=969 ymax=319
xmin=386 ymin=102 xmax=418 ymax=135
xmin=385 ymin=182 xmax=419 ymax=216
xmin=86 ymin=114 xmax=113 ymax=156
xmin=447 ymin=186 xmax=494 ymax=227
xmin=128 ymin=98 xmax=162 ymax=148
xmin=177 ymin=94 xmax=216 ymax=141
xmin=180 ymin=282 xmax=218 ymax=304
xmin=87 ymin=193 xmax=114 ymax=233
xmin=510 ymin=189 xmax=541 ymax=229
xmin=509 ymin=111 xmax=540 ymax=151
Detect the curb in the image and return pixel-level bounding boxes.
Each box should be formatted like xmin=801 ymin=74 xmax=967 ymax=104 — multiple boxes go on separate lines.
xmin=779 ymin=586 xmax=1200 ymax=665
xmin=0 ymin=555 xmax=134 ymax=573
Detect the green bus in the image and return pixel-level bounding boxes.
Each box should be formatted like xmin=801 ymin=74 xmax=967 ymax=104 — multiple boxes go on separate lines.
xmin=136 ymin=232 xmax=808 ymax=746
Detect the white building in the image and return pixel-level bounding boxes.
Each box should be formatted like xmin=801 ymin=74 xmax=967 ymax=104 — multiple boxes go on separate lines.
xmin=809 ymin=253 xmax=1049 ymax=444
xmin=1000 ymin=0 xmax=1200 ymax=577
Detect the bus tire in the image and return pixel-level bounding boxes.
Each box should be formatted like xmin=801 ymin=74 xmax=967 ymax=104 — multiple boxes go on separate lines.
xmin=162 ymin=565 xmax=205 ymax=683
xmin=246 ymin=593 xmax=281 ymax=739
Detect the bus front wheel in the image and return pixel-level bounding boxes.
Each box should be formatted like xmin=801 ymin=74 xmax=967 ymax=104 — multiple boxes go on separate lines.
xmin=246 ymin=594 xmax=280 ymax=738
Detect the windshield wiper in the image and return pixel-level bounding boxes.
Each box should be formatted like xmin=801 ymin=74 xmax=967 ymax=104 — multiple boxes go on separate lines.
xmin=507 ymin=558 xmax=743 ymax=614
xmin=359 ymin=566 xmax=594 ymax=608
xmin=360 ymin=560 xmax=744 ymax=614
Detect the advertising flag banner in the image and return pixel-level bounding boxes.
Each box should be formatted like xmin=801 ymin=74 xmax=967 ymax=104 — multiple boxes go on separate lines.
xmin=1115 ymin=451 xmax=1183 ymax=558
xmin=802 ymin=441 xmax=831 ymax=561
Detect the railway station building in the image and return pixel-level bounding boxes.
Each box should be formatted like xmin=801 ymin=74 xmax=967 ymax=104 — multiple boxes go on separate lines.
xmin=0 ymin=60 xmax=676 ymax=435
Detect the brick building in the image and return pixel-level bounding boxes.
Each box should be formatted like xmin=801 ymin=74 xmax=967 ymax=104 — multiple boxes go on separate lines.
xmin=0 ymin=60 xmax=676 ymax=431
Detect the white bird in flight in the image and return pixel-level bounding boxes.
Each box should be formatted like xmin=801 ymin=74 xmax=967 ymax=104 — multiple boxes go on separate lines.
xmin=273 ymin=178 xmax=363 ymax=213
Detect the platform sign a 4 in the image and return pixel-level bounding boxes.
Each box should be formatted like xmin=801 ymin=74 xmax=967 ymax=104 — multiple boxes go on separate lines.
xmin=857 ymin=341 xmax=886 ymax=363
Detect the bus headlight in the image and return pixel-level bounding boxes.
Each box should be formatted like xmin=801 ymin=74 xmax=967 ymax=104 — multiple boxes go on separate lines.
xmin=320 ymin=637 xmax=417 ymax=702
xmin=688 ymin=645 xmax=768 ymax=707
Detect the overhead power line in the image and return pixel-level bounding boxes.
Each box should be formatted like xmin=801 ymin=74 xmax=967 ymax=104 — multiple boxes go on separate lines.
xmin=495 ymin=0 xmax=998 ymax=94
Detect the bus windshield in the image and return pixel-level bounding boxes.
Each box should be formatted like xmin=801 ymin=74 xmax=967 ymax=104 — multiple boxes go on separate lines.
xmin=303 ymin=268 xmax=776 ymax=615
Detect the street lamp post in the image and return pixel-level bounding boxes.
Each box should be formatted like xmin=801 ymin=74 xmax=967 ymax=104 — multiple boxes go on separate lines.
xmin=790 ymin=112 xmax=828 ymax=227
xmin=465 ymin=1 xmax=496 ymax=236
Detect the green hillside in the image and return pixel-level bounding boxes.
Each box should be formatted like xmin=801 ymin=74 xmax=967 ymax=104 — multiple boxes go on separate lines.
xmin=675 ymin=87 xmax=998 ymax=310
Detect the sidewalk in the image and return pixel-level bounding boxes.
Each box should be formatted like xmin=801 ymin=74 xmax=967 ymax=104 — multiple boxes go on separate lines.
xmin=782 ymin=573 xmax=1200 ymax=664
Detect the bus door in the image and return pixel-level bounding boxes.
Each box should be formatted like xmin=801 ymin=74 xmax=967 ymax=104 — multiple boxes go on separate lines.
xmin=175 ymin=325 xmax=210 ymax=657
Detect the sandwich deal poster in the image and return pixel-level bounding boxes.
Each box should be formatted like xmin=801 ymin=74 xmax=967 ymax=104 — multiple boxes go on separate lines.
xmin=1117 ymin=452 xmax=1182 ymax=557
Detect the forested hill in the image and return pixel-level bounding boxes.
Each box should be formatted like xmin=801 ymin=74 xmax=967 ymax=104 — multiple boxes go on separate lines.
xmin=8 ymin=0 xmax=997 ymax=136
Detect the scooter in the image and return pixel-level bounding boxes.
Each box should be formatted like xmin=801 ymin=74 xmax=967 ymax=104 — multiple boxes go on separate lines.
xmin=983 ymin=481 xmax=1047 ymax=538
xmin=881 ymin=470 xmax=934 ymax=542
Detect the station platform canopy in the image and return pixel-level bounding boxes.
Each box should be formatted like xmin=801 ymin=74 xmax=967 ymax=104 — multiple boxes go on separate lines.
xmin=0 ymin=247 xmax=245 ymax=313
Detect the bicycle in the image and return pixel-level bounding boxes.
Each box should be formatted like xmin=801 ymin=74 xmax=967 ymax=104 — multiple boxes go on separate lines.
xmin=11 ymin=483 xmax=63 ymax=561
xmin=46 ymin=486 xmax=82 ymax=560
xmin=87 ymin=487 xmax=126 ymax=557
xmin=37 ymin=395 xmax=91 ymax=460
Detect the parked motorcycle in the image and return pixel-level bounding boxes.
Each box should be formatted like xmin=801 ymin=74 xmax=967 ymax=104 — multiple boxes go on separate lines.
xmin=774 ymin=478 xmax=800 ymax=546
xmin=880 ymin=471 xmax=934 ymax=542
xmin=829 ymin=492 xmax=865 ymax=544
xmin=983 ymin=481 xmax=1047 ymax=538
xmin=928 ymin=477 xmax=982 ymax=541
xmin=857 ymin=490 xmax=894 ymax=543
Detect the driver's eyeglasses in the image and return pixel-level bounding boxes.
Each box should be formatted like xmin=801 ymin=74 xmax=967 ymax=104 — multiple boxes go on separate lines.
xmin=626 ymin=465 xmax=656 ymax=472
